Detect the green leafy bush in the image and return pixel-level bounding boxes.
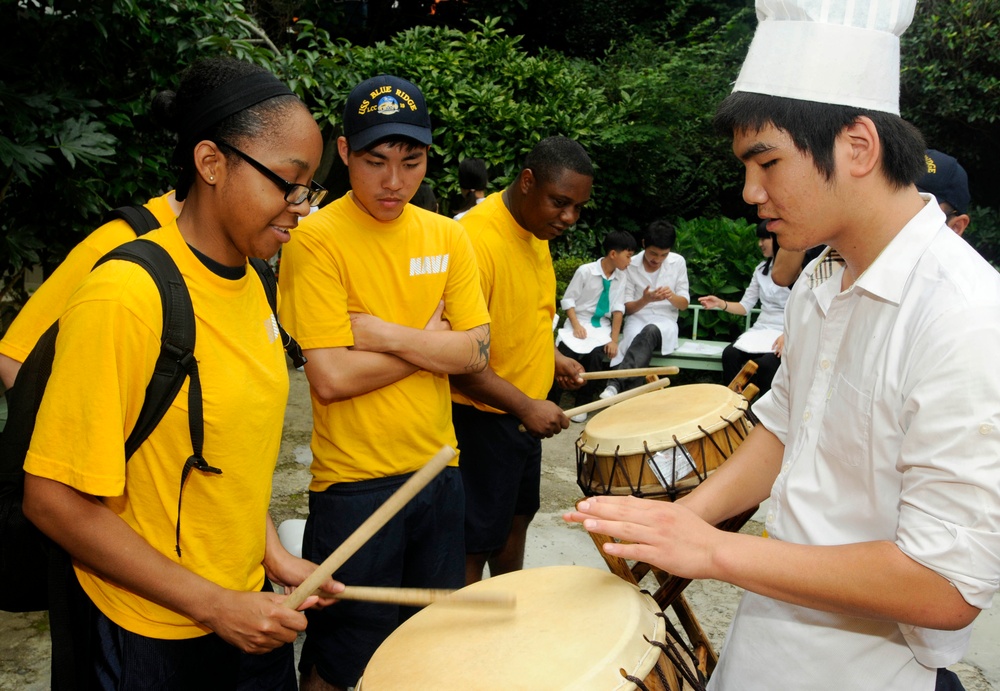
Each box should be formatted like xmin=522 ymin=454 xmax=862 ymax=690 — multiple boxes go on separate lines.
xmin=553 ymin=255 xmax=588 ymax=323
xmin=965 ymin=205 xmax=1000 ymax=269
xmin=675 ymin=216 xmax=760 ymax=341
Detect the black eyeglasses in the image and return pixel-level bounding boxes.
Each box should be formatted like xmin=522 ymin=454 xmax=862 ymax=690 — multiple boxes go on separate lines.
xmin=217 ymin=140 xmax=327 ymax=207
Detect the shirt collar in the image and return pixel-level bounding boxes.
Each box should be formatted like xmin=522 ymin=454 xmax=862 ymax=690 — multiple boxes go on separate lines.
xmin=852 ymin=194 xmax=947 ymax=305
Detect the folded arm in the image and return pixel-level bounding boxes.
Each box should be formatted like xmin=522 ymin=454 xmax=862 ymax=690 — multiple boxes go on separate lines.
xmin=350 ymin=313 xmax=490 ymax=376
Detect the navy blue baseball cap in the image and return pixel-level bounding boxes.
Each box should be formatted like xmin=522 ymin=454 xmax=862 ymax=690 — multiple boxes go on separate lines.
xmin=342 ymin=75 xmax=432 ymax=151
xmin=917 ymin=149 xmax=970 ymax=215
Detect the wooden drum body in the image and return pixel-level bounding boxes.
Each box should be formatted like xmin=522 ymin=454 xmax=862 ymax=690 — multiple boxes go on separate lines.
xmin=576 ymin=384 xmax=751 ymax=499
xmin=356 ymin=565 xmax=701 ymax=691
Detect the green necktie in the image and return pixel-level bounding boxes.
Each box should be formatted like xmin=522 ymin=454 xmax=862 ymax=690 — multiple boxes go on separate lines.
xmin=591 ymin=277 xmax=611 ymax=327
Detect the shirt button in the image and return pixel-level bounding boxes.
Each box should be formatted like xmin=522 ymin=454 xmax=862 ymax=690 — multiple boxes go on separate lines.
xmin=766 ymin=511 xmax=775 ymax=522
xmin=803 ymin=411 xmax=812 ymax=422
xmin=821 ymin=359 xmax=831 ymax=370
xmin=980 ymin=424 xmax=994 ymax=435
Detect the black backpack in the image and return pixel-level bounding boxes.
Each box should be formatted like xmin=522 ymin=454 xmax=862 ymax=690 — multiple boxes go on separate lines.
xmin=0 ymin=206 xmax=305 ymax=613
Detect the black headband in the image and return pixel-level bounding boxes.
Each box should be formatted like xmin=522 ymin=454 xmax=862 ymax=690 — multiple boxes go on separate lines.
xmin=177 ymin=72 xmax=294 ymax=144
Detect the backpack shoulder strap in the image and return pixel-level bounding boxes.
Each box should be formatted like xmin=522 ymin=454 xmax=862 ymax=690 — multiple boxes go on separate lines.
xmin=0 ymin=321 xmax=60 ymax=486
xmin=102 ymin=205 xmax=161 ymax=237
xmin=94 ymin=240 xmax=201 ymax=461
xmin=248 ymin=258 xmax=306 ymax=369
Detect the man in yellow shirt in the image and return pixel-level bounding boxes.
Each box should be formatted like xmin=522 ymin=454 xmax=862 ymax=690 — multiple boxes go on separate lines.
xmin=278 ymin=75 xmax=491 ymax=691
xmin=451 ymin=136 xmax=592 ymax=584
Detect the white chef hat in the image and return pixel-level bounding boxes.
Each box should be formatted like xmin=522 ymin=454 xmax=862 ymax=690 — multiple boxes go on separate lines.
xmin=733 ymin=0 xmax=916 ymax=115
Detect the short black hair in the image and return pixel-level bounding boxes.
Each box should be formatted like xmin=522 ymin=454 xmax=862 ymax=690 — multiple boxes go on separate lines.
xmin=644 ymin=219 xmax=675 ymax=251
xmin=410 ymin=182 xmax=438 ymax=212
xmin=523 ymin=136 xmax=594 ymax=185
xmin=713 ymin=92 xmax=925 ymax=189
xmin=602 ymin=230 xmax=637 ymax=255
xmin=352 ymin=135 xmax=427 ymax=155
xmin=458 ymin=158 xmax=488 ymax=191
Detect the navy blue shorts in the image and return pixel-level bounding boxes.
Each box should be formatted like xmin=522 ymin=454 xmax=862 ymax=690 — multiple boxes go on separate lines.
xmin=452 ymin=403 xmax=541 ymax=554
xmin=298 ymin=468 xmax=465 ymax=688
xmin=92 ymin=581 xmax=295 ymax=690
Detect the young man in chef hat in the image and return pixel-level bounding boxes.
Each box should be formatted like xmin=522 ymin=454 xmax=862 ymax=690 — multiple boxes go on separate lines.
xmin=566 ymin=2 xmax=1000 ymax=689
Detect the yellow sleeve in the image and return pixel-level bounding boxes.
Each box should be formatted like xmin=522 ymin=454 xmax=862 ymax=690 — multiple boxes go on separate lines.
xmin=277 ymin=228 xmax=354 ymax=350
xmin=441 ymin=225 xmax=490 ymax=331
xmin=24 ymin=262 xmax=162 ymax=497
xmin=0 ymin=221 xmax=138 ymax=363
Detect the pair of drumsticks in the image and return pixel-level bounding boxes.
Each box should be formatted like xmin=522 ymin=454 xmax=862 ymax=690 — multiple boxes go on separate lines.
xmin=285 ymin=365 xmax=679 ymax=610
xmin=518 ymin=365 xmax=679 ymax=432
xmin=282 ymin=446 xmax=513 ymax=611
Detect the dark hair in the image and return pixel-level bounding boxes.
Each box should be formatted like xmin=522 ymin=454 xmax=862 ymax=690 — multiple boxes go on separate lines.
xmin=410 ymin=182 xmax=438 ymax=213
xmin=152 ymin=57 xmax=301 ymax=201
xmin=459 ymin=158 xmax=488 ymax=190
xmin=455 ymin=158 xmax=489 ymax=215
xmin=353 ymin=135 xmax=427 ymax=155
xmin=644 ymin=219 xmax=675 ymax=251
xmin=713 ymin=92 xmax=925 ymax=189
xmin=523 ymin=136 xmax=594 ymax=185
xmin=756 ymin=220 xmax=776 ymax=275
xmin=602 ymin=230 xmax=637 ymax=255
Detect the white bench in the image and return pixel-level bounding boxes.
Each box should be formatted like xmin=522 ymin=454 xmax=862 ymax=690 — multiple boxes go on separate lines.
xmin=649 ymin=305 xmax=757 ymax=372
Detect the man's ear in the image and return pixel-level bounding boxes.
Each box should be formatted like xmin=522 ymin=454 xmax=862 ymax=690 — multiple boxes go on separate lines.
xmin=337 ymin=136 xmax=351 ymax=167
xmin=518 ymin=168 xmax=536 ymax=194
xmin=949 ymin=214 xmax=970 ymax=237
xmin=839 ymin=116 xmax=880 ymax=180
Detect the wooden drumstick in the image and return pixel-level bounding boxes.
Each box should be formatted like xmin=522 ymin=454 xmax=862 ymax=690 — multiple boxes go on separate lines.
xmin=283 ymin=445 xmax=457 ymax=610
xmin=337 ymin=586 xmax=516 ymax=609
xmin=577 ymin=366 xmax=679 ymax=381
xmin=518 ymin=376 xmax=671 ymax=432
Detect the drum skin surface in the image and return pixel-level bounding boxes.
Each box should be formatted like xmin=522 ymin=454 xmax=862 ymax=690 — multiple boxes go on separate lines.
xmin=356 ymin=565 xmax=666 ymax=690
xmin=580 ymin=384 xmax=745 ymax=457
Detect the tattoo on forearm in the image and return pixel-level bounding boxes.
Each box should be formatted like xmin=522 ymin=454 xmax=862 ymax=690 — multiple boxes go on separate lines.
xmin=464 ymin=325 xmax=490 ymax=373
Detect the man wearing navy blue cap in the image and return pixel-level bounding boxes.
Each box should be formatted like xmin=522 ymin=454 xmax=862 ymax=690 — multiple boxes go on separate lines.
xmin=917 ymin=149 xmax=972 ymax=236
xmin=279 ymin=74 xmax=491 ymax=691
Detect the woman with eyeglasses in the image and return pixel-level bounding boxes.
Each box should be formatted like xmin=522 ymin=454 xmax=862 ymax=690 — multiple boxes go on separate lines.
xmin=22 ymin=56 xmax=340 ymax=689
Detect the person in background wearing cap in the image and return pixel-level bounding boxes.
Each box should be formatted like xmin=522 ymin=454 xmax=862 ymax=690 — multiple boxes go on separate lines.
xmin=449 ymin=136 xmax=591 ymax=585
xmin=917 ymin=148 xmax=972 ymax=236
xmin=277 ymin=74 xmax=491 ymax=691
xmin=23 ymin=56 xmax=342 ymax=689
xmin=566 ymin=1 xmax=1000 ymax=689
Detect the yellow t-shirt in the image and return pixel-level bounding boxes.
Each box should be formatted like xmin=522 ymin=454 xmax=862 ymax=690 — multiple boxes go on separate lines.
xmin=452 ymin=192 xmax=557 ymax=412
xmin=278 ymin=194 xmax=490 ymax=489
xmin=24 ymin=223 xmax=288 ymax=639
xmin=0 ymin=192 xmax=178 ymax=364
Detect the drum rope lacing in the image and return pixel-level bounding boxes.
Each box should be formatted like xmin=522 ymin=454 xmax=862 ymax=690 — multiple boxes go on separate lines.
xmin=615 ymin=613 xmax=708 ymax=690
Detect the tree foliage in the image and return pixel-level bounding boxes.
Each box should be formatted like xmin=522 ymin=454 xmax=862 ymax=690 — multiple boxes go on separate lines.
xmin=901 ymin=0 xmax=999 ymax=209
xmin=1 ymin=0 xmax=997 ymax=315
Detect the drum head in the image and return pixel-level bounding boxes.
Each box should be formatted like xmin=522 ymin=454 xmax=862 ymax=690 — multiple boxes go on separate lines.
xmin=580 ymin=384 xmax=746 ymax=457
xmin=357 ymin=565 xmax=665 ymax=690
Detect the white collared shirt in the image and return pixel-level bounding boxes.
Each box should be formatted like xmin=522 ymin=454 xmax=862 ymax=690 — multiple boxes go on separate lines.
xmin=738 ymin=259 xmax=790 ymax=331
xmin=559 ymin=258 xmax=628 ymax=327
xmin=712 ymin=196 xmax=1000 ymax=690
xmin=610 ymin=251 xmax=690 ymax=366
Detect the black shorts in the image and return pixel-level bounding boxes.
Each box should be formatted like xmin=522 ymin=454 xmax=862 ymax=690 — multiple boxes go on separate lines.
xmin=453 ymin=403 xmax=541 ymax=554
xmin=92 ymin=580 xmax=295 ymax=690
xmin=298 ymin=468 xmax=465 ymax=688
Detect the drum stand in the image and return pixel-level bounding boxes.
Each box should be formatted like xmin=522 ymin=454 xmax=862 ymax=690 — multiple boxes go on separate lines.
xmin=586 ymin=362 xmax=761 ymax=678
xmin=587 ymin=506 xmax=757 ymax=678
